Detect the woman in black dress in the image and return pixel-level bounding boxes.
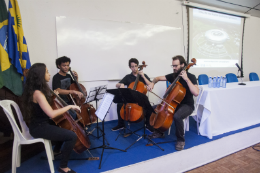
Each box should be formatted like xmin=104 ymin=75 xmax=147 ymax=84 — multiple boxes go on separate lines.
xmin=23 ymin=63 xmax=80 ymax=173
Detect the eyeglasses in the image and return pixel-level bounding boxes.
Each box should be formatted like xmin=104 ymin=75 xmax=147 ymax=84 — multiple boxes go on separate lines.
xmin=171 ymin=64 xmax=180 ymax=68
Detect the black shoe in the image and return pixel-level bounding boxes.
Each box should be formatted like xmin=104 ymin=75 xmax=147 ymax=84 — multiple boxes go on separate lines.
xmin=146 ymin=125 xmax=154 ymax=133
xmin=175 ymin=141 xmax=185 ymax=151
xmin=111 ymin=124 xmax=124 ymax=131
xmin=58 ymin=168 xmax=77 ymax=173
xmin=148 ymin=131 xmax=165 ymax=139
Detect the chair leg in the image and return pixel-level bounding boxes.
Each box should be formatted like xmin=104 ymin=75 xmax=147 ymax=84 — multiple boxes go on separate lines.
xmin=16 ymin=144 xmax=21 ymax=167
xmin=47 ymin=140 xmax=54 ymax=160
xmin=197 ymin=116 xmax=200 ymax=135
xmin=43 ymin=140 xmax=55 ymax=173
xmin=183 ymin=120 xmax=186 ymax=133
xmin=186 ymin=117 xmax=189 ymax=131
xmin=12 ymin=140 xmax=18 ymax=173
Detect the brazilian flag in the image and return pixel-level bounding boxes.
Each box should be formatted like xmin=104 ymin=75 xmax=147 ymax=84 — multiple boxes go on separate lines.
xmin=8 ymin=0 xmax=31 ymax=77
xmin=0 ymin=0 xmax=30 ymax=96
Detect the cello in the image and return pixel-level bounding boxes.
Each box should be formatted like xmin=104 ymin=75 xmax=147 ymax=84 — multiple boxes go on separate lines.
xmin=68 ymin=68 xmax=97 ymax=126
xmin=23 ymin=69 xmax=91 ymax=153
xmin=119 ymin=61 xmax=147 ymax=122
xmin=51 ymin=89 xmax=91 ymax=153
xmin=150 ymin=58 xmax=196 ymax=132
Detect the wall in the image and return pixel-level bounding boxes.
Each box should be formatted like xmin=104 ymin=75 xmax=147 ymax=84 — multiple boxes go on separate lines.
xmin=242 ymin=16 xmax=260 ymax=81
xmin=5 ymin=0 xmax=260 ymax=120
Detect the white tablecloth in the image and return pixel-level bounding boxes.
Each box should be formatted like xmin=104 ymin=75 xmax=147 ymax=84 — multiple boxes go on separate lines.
xmin=198 ymin=81 xmax=260 ymax=139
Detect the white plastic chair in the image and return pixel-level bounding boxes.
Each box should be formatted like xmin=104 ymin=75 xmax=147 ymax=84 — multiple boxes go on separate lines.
xmin=190 ymin=86 xmax=204 ymax=134
xmin=0 ymin=100 xmax=54 ymax=173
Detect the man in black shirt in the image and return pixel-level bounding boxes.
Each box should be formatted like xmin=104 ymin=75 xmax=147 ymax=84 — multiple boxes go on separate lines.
xmin=52 ymin=56 xmax=83 ymax=103
xmin=148 ymin=55 xmax=199 ymax=151
xmin=52 ymin=56 xmax=84 ymax=155
xmin=111 ymin=58 xmax=154 ymax=132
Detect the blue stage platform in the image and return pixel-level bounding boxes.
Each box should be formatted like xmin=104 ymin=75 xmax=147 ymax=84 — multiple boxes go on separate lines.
xmin=5 ymin=117 xmax=260 ymax=173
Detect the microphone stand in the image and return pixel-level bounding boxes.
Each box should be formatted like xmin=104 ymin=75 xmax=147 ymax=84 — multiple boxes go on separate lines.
xmin=237 ymin=70 xmax=246 ymax=85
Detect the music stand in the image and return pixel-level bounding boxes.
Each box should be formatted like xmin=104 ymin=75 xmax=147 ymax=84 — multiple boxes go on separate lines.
xmin=85 ymin=85 xmax=107 ymax=138
xmin=89 ymin=92 xmax=126 ymax=169
xmin=107 ymin=88 xmax=164 ymax=151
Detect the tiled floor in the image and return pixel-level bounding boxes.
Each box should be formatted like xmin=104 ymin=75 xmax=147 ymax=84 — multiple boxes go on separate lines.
xmin=187 ymin=143 xmax=260 ymax=173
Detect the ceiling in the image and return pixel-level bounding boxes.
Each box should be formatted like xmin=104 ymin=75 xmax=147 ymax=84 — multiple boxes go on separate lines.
xmin=186 ymin=0 xmax=260 ymax=18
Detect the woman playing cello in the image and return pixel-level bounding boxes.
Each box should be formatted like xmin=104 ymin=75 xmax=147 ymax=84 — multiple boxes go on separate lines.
xmin=22 ymin=63 xmax=79 ymax=173
xmin=148 ymin=55 xmax=199 ymax=151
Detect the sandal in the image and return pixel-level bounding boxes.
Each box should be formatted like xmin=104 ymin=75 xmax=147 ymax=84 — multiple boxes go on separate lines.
xmin=58 ymin=168 xmax=77 ymax=173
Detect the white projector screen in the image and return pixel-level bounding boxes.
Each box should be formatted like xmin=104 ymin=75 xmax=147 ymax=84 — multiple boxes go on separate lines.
xmin=56 ymin=17 xmax=184 ymax=81
xmin=188 ymin=8 xmax=245 ymax=78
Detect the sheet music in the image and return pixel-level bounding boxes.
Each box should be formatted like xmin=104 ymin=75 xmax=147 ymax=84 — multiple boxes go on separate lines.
xmin=85 ymin=84 xmax=107 ymax=103
xmin=95 ymin=93 xmax=114 ymax=120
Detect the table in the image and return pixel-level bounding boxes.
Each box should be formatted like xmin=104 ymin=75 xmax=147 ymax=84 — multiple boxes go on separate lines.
xmin=198 ymin=81 xmax=260 ymax=139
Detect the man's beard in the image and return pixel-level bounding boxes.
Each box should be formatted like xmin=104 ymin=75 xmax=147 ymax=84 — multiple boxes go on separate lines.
xmin=173 ymin=67 xmax=184 ymax=79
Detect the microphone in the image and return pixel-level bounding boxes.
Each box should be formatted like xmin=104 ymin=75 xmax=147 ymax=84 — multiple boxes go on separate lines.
xmin=235 ymin=63 xmax=246 ymax=85
xmin=235 ymin=63 xmax=243 ymax=72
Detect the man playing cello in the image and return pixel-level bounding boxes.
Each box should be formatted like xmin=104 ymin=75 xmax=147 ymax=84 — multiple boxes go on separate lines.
xmin=52 ymin=56 xmax=83 ymax=106
xmin=148 ymin=55 xmax=199 ymax=151
xmin=111 ymin=58 xmax=154 ymax=132
xmin=52 ymin=56 xmax=84 ymax=155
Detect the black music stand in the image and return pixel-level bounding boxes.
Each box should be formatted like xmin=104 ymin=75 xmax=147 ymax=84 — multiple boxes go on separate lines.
xmin=107 ymin=88 xmax=164 ymax=151
xmin=89 ymin=93 xmax=126 ymax=169
xmin=85 ymin=85 xmax=107 ymax=139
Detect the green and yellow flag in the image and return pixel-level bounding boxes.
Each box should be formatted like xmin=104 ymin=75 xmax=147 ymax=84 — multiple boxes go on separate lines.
xmin=7 ymin=0 xmax=31 ymax=77
xmin=0 ymin=0 xmax=30 ymax=96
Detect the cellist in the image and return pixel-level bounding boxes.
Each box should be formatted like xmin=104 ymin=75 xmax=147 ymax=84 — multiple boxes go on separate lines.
xmin=22 ymin=63 xmax=79 ymax=173
xmin=148 ymin=55 xmax=199 ymax=151
xmin=52 ymin=56 xmax=83 ymax=107
xmin=52 ymin=56 xmax=84 ymax=157
xmin=111 ymin=58 xmax=154 ymax=132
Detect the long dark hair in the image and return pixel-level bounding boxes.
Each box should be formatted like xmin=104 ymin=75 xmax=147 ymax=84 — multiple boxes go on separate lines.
xmin=22 ymin=63 xmax=52 ymax=123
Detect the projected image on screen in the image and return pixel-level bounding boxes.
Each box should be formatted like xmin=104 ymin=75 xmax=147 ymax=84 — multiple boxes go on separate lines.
xmin=190 ymin=9 xmax=243 ymax=67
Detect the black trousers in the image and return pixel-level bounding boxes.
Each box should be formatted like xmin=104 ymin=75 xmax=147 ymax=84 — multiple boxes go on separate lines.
xmin=52 ymin=101 xmax=78 ymax=155
xmin=29 ymin=122 xmax=77 ymax=168
xmin=172 ymin=104 xmax=193 ymax=142
xmin=116 ymin=103 xmax=152 ymax=126
xmin=151 ymin=104 xmax=193 ymax=142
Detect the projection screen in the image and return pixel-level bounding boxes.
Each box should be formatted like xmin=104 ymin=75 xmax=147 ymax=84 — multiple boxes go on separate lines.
xmin=188 ymin=8 xmax=245 ymax=78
